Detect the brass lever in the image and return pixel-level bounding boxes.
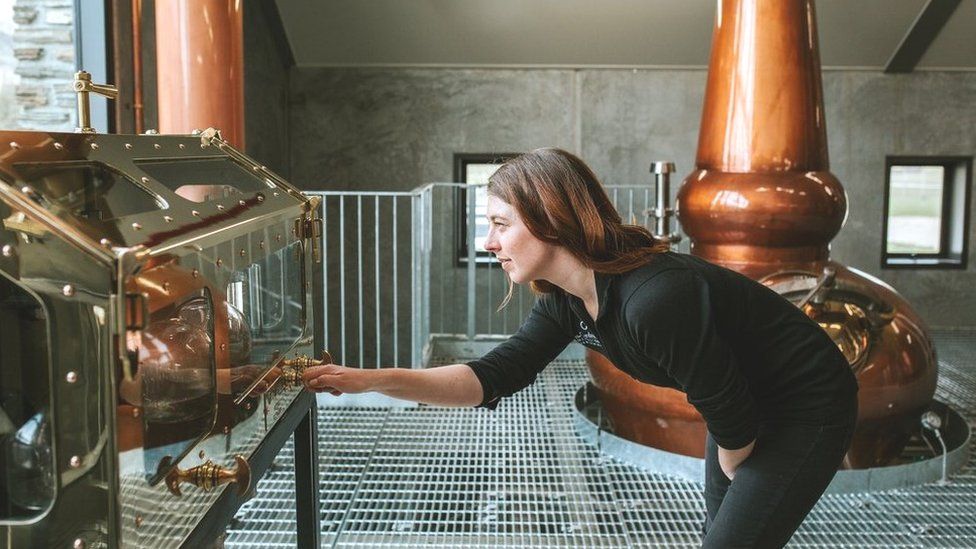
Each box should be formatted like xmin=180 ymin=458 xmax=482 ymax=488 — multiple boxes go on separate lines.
xmin=164 ymin=454 xmax=251 ymax=497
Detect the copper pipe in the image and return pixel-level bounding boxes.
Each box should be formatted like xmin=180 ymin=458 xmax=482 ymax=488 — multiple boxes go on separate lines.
xmin=131 ymin=0 xmax=143 ymax=134
xmin=154 ymin=0 xmax=244 ymax=147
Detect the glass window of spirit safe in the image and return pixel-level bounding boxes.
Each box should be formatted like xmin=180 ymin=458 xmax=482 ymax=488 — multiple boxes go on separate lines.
xmin=0 ymin=121 xmax=322 ymax=546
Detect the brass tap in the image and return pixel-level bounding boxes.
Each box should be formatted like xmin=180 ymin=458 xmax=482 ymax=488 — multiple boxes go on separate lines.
xmin=164 ymin=454 xmax=251 ymax=497
xmin=73 ymin=71 xmax=118 ymax=134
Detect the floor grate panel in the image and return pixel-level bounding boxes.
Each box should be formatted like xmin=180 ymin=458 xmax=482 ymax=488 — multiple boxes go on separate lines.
xmin=227 ymin=329 xmax=976 ymax=547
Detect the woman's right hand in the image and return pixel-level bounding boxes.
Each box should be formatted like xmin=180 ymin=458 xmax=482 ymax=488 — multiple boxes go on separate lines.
xmin=302 ymin=364 xmax=372 ymax=396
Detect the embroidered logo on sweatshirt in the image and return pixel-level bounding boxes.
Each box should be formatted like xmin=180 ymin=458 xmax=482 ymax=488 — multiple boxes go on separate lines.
xmin=574 ymin=320 xmax=604 ymax=348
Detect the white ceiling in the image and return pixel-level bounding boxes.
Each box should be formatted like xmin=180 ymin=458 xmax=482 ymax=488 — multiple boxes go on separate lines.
xmin=274 ymin=0 xmax=975 ymax=70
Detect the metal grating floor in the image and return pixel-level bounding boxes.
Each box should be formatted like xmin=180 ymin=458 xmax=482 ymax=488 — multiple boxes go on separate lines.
xmin=226 ymin=330 xmax=976 ymax=547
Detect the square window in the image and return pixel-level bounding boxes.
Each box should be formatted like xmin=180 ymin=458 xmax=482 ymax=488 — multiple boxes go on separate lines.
xmin=454 ymin=153 xmax=519 ymax=265
xmin=882 ymin=157 xmax=972 ymax=269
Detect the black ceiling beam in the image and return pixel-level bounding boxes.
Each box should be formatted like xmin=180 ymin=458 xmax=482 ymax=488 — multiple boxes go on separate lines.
xmin=885 ymin=0 xmax=962 ymax=73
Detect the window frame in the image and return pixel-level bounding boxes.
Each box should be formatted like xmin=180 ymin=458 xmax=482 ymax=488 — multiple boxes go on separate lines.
xmin=881 ymin=155 xmax=972 ymax=270
xmin=453 ymin=152 xmax=520 ymax=266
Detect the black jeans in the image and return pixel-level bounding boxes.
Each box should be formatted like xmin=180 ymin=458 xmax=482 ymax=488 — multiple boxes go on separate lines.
xmin=701 ymin=396 xmax=857 ymax=548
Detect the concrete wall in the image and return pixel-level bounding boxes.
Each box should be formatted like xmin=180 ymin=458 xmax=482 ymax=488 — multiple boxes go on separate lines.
xmin=288 ymin=67 xmax=976 ymax=329
xmin=243 ymin=2 xmax=290 ymax=179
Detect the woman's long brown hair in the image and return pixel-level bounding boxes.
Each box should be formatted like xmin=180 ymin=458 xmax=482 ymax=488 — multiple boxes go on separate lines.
xmin=488 ymin=147 xmax=669 ymax=307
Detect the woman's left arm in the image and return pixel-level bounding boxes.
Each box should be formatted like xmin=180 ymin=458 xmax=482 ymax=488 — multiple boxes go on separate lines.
xmin=626 ymin=270 xmax=758 ymax=477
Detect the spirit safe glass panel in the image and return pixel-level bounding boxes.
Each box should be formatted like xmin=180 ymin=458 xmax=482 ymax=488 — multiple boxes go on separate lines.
xmin=226 ymin=240 xmax=306 ymax=399
xmin=132 ymin=285 xmax=217 ymax=484
xmin=0 ymin=274 xmax=54 ymax=521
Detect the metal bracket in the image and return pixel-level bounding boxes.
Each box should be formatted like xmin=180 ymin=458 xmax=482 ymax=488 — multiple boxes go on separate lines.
xmin=73 ymin=70 xmax=118 ymax=134
xmin=124 ymin=292 xmax=149 ymax=330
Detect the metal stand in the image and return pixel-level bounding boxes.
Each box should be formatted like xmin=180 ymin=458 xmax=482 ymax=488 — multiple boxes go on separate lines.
xmin=294 ymin=405 xmax=321 ymax=548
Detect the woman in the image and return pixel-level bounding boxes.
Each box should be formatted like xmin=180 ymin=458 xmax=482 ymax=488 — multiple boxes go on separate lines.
xmin=303 ymin=148 xmax=858 ymax=548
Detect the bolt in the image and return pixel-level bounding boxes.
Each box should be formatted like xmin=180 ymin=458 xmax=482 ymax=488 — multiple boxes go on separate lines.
xmin=131 ymin=222 xmax=142 ymax=231
xmin=66 ymin=371 xmax=78 ymax=383
xmin=62 ymin=284 xmax=75 ymax=297
xmin=73 ymin=539 xmax=85 ymax=549
xmin=2 ymin=244 xmax=13 ymax=257
xmin=89 ymin=143 xmax=99 ymax=150
xmin=69 ymin=455 xmax=82 ymax=468
xmin=54 ymin=142 xmax=63 ymax=150
xmin=124 ymin=143 xmax=132 ymax=150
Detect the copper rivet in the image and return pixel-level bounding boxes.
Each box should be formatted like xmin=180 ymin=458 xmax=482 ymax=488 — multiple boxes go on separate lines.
xmin=220 ymin=343 xmax=227 ymax=351
xmin=124 ymin=143 xmax=132 ymax=150
xmin=132 ymin=407 xmax=141 ymax=418
xmin=66 ymin=371 xmax=78 ymax=383
xmin=54 ymin=142 xmax=63 ymax=150
xmin=192 ymin=210 xmax=200 ymax=217
xmin=2 ymin=244 xmax=13 ymax=257
xmin=259 ymin=241 xmax=264 ymax=249
xmin=132 ymin=222 xmax=142 ymax=231
xmin=62 ymin=284 xmax=75 ymax=297
xmin=73 ymin=539 xmax=85 ymax=549
xmin=69 ymin=455 xmax=82 ymax=468
xmin=90 ymin=143 xmax=99 ymax=150
xmin=162 ymin=281 xmax=171 ymax=291
xmin=163 ymin=215 xmax=173 ymax=223
xmin=135 ymin=516 xmax=143 ymax=528
xmin=239 ymin=249 xmax=246 ymax=257
xmin=9 ymin=141 xmax=20 ymax=149
xmin=154 ymin=143 xmax=161 ymax=149
xmin=216 ymin=259 xmax=223 ymax=267
xmin=191 ymin=269 xmax=199 ymax=278
xmin=276 ymin=234 xmax=282 ymax=242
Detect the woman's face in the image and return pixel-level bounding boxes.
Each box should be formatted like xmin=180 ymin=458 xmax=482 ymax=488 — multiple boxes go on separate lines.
xmin=484 ymin=195 xmax=554 ymax=284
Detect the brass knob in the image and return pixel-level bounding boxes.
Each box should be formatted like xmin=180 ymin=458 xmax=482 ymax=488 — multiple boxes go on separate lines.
xmin=164 ymin=454 xmax=251 ymax=497
xmin=280 ymin=350 xmax=333 ymax=370
xmin=280 ymin=351 xmax=333 ymax=387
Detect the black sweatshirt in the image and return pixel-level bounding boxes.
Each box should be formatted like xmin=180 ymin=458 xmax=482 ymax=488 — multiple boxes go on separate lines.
xmin=466 ymin=252 xmax=858 ymax=450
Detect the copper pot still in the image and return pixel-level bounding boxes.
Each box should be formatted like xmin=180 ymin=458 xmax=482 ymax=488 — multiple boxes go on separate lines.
xmin=587 ymin=0 xmax=937 ymax=468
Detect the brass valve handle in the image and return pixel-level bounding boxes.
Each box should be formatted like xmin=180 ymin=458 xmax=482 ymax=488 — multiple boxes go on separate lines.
xmin=164 ymin=454 xmax=251 ymax=497
xmin=73 ymin=70 xmax=118 ymax=134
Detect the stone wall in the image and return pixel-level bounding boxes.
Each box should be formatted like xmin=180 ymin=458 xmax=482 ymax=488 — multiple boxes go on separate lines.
xmin=12 ymin=0 xmax=75 ymax=130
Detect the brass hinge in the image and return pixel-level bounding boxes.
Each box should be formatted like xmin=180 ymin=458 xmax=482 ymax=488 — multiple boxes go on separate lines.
xmin=294 ymin=216 xmax=323 ymax=264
